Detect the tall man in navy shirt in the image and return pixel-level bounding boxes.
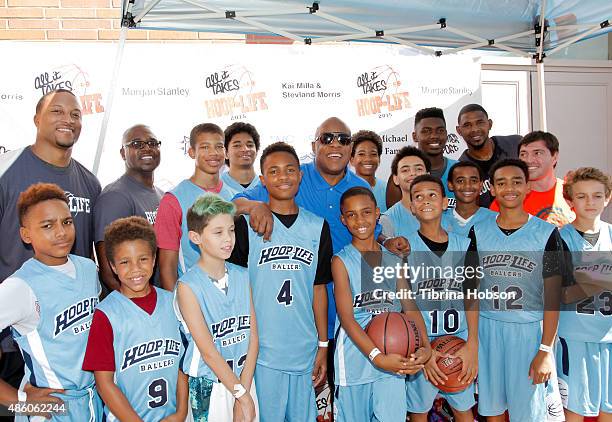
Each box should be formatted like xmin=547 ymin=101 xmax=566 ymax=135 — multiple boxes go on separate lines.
xmin=0 ymin=89 xmax=101 ymax=408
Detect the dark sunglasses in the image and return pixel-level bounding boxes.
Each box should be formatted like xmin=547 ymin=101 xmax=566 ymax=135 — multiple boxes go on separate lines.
xmin=316 ymin=132 xmax=352 ymax=146
xmin=124 ymin=139 xmax=162 ymax=150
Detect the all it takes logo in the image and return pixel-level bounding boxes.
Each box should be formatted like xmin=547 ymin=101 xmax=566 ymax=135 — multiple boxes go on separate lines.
xmin=355 ymin=65 xmax=411 ymax=118
xmin=33 ymin=64 xmax=104 ymax=116
xmin=203 ymin=64 xmax=268 ymax=120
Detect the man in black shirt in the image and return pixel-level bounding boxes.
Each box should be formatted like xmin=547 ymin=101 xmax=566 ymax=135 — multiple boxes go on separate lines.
xmin=456 ymin=104 xmax=521 ymax=207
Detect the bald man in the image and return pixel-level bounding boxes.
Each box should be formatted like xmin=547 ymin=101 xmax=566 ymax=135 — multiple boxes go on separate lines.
xmin=93 ymin=124 xmax=163 ymax=292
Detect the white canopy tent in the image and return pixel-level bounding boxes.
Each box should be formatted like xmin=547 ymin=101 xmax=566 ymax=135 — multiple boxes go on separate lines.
xmin=92 ymin=0 xmax=612 ymax=174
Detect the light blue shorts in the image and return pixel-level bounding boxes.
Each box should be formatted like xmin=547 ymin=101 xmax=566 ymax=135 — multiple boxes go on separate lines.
xmin=335 ymin=376 xmax=406 ymax=422
xmin=478 ymin=317 xmax=547 ymax=422
xmin=254 ymin=363 xmax=316 ymax=422
xmin=36 ymin=388 xmax=102 ymax=422
xmin=406 ymin=331 xmax=475 ymax=413
xmin=557 ymin=337 xmax=611 ymax=417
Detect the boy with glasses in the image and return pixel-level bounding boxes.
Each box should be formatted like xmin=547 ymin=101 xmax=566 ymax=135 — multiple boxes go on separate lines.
xmin=94 ymin=124 xmax=164 ymax=292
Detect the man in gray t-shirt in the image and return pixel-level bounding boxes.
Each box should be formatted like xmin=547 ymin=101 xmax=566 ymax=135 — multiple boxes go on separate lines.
xmin=0 ymin=89 xmax=101 ymax=398
xmin=93 ymin=124 xmax=163 ymax=291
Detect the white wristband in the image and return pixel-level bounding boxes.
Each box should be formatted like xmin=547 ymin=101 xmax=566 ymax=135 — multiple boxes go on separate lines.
xmin=539 ymin=344 xmax=553 ymax=354
xmin=17 ymin=389 xmax=27 ymax=403
xmin=318 ymin=340 xmax=329 ymax=347
xmin=368 ymin=347 xmax=381 ymax=362
xmin=233 ymin=384 xmax=247 ymax=399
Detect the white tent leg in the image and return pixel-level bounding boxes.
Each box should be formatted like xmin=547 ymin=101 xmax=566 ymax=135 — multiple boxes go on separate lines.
xmin=536 ymin=61 xmax=547 ymax=131
xmin=93 ymin=26 xmax=128 ymax=176
xmin=535 ymin=0 xmax=548 ymax=132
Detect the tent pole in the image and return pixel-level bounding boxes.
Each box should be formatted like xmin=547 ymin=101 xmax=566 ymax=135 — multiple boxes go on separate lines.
xmin=536 ymin=61 xmax=547 ymax=131
xmin=93 ymin=26 xmax=128 ymax=176
xmin=535 ymin=0 xmax=547 ymax=131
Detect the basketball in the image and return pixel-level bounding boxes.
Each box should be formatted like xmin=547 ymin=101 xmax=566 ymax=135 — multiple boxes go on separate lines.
xmin=365 ymin=312 xmax=422 ymax=357
xmin=430 ymin=335 xmax=467 ymax=393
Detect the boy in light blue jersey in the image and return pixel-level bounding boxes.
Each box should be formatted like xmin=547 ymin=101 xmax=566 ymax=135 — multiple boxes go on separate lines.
xmin=175 ymin=194 xmax=258 ymax=421
xmin=0 ymin=183 xmax=102 ymax=420
xmin=155 ymin=123 xmax=234 ymax=291
xmin=404 ymin=175 xmax=479 ymax=422
xmin=83 ymin=217 xmax=187 ymax=422
xmin=385 ymin=107 xmax=458 ymax=210
xmin=557 ymin=167 xmax=612 ymax=421
xmin=332 ymin=186 xmax=431 ymax=421
xmin=350 ymin=130 xmax=388 ymax=212
xmin=473 ymin=159 xmax=564 ymax=422
xmin=221 ymin=122 xmax=261 ymax=198
xmin=442 ymin=161 xmax=497 ymax=236
xmin=380 ymin=147 xmax=430 ymax=255
xmin=229 ymin=142 xmax=332 ymax=421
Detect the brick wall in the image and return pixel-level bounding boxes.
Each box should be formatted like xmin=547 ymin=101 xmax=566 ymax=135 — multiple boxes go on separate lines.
xmin=0 ymin=0 xmax=249 ymax=42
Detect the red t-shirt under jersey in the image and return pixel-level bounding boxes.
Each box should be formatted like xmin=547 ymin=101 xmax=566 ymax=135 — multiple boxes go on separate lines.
xmin=490 ymin=183 xmax=556 ymax=218
xmin=82 ymin=288 xmax=157 ymax=372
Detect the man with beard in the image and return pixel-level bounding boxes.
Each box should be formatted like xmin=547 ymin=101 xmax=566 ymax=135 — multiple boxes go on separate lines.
xmin=0 ymin=89 xmax=101 ymax=412
xmin=456 ymin=104 xmax=521 ymax=207
xmin=93 ymin=124 xmax=163 ymax=292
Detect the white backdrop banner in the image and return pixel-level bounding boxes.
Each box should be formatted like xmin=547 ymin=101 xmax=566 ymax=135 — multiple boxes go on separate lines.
xmin=0 ymin=42 xmax=481 ymax=189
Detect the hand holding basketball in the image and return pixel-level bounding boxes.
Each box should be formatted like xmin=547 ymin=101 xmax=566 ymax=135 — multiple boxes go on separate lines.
xmin=404 ymin=344 xmax=431 ymax=375
xmin=372 ymin=353 xmax=411 ymax=374
xmin=423 ymin=348 xmax=449 ymax=387
xmin=453 ymin=338 xmax=478 ymax=385
xmin=430 ymin=335 xmax=470 ymax=393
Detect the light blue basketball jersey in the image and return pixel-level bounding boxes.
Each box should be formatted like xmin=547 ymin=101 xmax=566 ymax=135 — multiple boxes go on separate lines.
xmin=558 ymin=222 xmax=612 ymax=343
xmin=441 ymin=207 xmax=497 ymax=237
xmin=405 ymin=231 xmax=471 ymax=338
xmin=247 ymin=209 xmax=322 ymax=374
xmin=371 ymin=177 xmax=388 ymax=213
xmin=97 ymin=288 xmax=182 ymax=421
xmin=11 ymin=255 xmax=99 ymax=393
xmin=475 ymin=216 xmax=556 ymax=323
xmin=441 ymin=158 xmax=458 ymax=208
xmin=221 ymin=171 xmax=260 ymax=199
xmin=178 ymin=263 xmax=251 ymax=381
xmin=170 ymin=179 xmax=234 ymax=277
xmin=382 ymin=201 xmax=419 ymax=238
xmin=334 ymin=244 xmax=402 ymax=386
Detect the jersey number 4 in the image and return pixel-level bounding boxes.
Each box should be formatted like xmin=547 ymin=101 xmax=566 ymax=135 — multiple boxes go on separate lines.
xmin=277 ymin=279 xmax=293 ymax=306
xmin=148 ymin=378 xmax=168 ymax=409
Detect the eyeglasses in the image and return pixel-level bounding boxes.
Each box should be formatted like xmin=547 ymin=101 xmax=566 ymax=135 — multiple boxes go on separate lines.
xmin=123 ymin=139 xmax=162 ymax=150
xmin=315 ymin=132 xmax=352 ymax=146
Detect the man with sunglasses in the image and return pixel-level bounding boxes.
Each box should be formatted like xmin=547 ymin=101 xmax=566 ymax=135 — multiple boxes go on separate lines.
xmin=233 ymin=117 xmax=374 ymax=410
xmin=93 ymin=124 xmax=163 ymax=292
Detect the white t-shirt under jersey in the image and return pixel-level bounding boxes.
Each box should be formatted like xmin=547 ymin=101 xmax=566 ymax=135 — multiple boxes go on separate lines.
xmin=0 ymin=258 xmax=77 ymax=336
